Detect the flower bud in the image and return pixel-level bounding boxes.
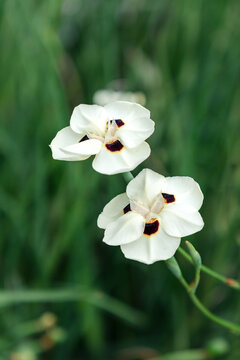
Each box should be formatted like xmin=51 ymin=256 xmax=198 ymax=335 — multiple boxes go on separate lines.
xmin=185 ymin=241 xmax=202 ymax=270
xmin=165 ymin=257 xmax=182 ymax=279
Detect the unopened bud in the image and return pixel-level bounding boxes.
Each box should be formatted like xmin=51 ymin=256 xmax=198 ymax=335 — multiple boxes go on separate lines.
xmin=185 ymin=241 xmax=202 ymax=269
xmin=165 ymin=257 xmax=182 ymax=279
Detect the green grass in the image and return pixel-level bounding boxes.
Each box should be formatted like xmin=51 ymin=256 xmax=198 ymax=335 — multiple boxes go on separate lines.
xmin=0 ymin=0 xmax=240 ymax=359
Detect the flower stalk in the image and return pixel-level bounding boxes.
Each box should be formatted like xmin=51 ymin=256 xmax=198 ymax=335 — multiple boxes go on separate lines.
xmin=165 ymin=260 xmax=240 ymax=334
xmin=0 ymin=289 xmax=147 ymax=327
xmin=178 ymin=246 xmax=240 ymax=290
xmin=123 ymin=171 xmax=134 ymax=182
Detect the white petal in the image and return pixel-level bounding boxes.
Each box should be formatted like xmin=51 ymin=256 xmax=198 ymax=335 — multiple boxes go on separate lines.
xmin=92 ymin=141 xmax=150 ymax=175
xmin=51 ymin=126 xmax=81 ymax=147
xmin=117 ymin=118 xmax=154 ymax=148
xmin=70 ymin=104 xmax=108 ymax=136
xmin=97 ymin=193 xmax=129 ymax=229
xmin=149 ymin=228 xmax=181 ymax=261
xmin=105 ymin=101 xmax=154 ymax=148
xmin=103 ymin=212 xmax=145 ymax=246
xmin=126 ymin=168 xmax=165 ymax=207
xmin=104 ymin=101 xmax=150 ymax=120
xmin=120 ymin=228 xmax=180 ymax=264
xmin=162 ymin=176 xmax=203 ymax=210
xmin=63 ymin=139 xmax=102 ymax=156
xmin=50 ymin=126 xmax=90 ymax=161
xmin=94 ymin=90 xmax=146 ymax=106
xmin=160 ymin=205 xmax=204 ymax=237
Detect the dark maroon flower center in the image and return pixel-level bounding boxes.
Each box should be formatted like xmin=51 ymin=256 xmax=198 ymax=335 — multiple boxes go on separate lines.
xmin=122 ymin=204 xmax=160 ymax=237
xmin=110 ymin=119 xmax=125 ymax=128
xmin=105 ymin=140 xmax=124 ymax=152
xmin=143 ymin=219 xmax=160 ymax=236
xmin=79 ymin=135 xmax=89 ymax=143
xmin=162 ymin=193 xmax=175 ymax=204
xmin=123 ymin=204 xmax=131 ymax=214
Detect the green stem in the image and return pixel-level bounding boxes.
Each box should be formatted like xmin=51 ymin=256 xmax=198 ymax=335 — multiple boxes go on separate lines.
xmin=178 ymin=247 xmax=240 ymax=290
xmin=123 ymin=171 xmax=134 ymax=183
xmin=0 ymin=289 xmax=146 ymax=327
xmin=151 ymin=349 xmax=208 ymax=360
xmin=177 ymin=274 xmax=240 ymax=334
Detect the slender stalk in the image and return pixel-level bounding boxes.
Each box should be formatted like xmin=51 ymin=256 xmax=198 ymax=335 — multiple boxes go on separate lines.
xmin=176 ymin=275 xmax=240 ymax=334
xmin=178 ymin=247 xmax=240 ymax=290
xmin=151 ymin=349 xmax=208 ymax=360
xmin=123 ymin=171 xmax=134 ymax=183
xmin=0 ymin=289 xmax=146 ymax=327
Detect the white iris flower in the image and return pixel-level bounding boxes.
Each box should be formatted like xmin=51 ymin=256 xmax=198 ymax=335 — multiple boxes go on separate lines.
xmin=50 ymin=101 xmax=154 ymax=175
xmin=98 ymin=169 xmax=204 ymax=264
xmin=93 ymin=89 xmax=146 ymax=106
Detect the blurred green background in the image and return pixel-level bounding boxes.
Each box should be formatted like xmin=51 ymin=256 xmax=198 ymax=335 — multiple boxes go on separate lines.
xmin=0 ymin=0 xmax=240 ymax=359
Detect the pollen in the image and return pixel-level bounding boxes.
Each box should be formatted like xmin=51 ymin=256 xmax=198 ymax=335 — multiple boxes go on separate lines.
xmin=162 ymin=193 xmax=175 ymax=204
xmin=105 ymin=140 xmax=124 ymax=152
xmin=143 ymin=218 xmax=160 ymax=236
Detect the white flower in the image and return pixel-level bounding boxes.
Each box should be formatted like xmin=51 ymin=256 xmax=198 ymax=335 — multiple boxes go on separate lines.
xmin=98 ymin=169 xmax=204 ymax=264
xmin=93 ymin=89 xmax=146 ymax=106
xmin=50 ymin=101 xmax=154 ymax=175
